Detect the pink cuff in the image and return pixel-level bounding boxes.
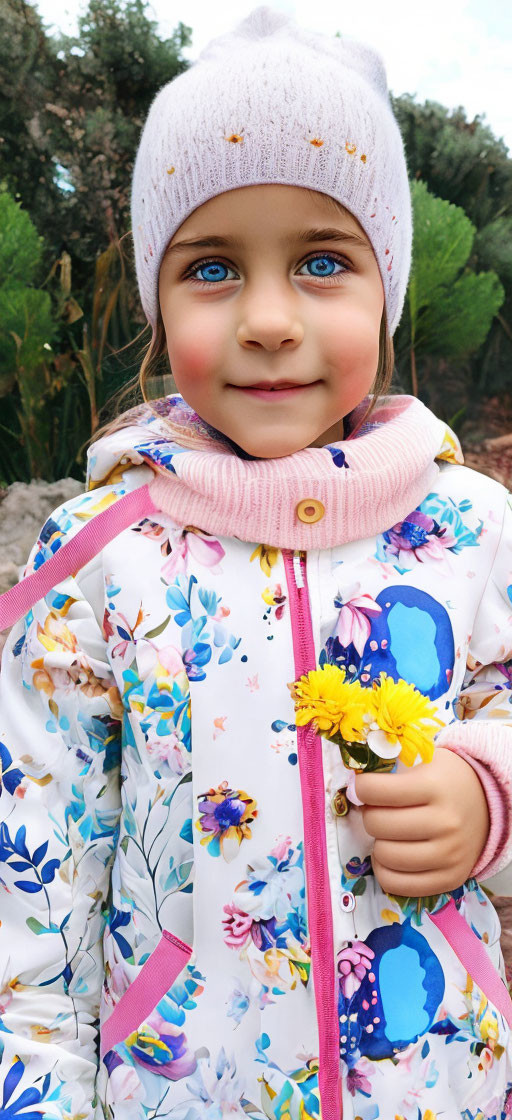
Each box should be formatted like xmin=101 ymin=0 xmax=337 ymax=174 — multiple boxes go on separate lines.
xmin=436 ymin=722 xmax=512 ymax=880
xmin=451 ymin=749 xmax=507 ymax=878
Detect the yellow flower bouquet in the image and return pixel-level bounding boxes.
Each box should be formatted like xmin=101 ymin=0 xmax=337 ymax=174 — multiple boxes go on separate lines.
xmin=288 ymin=665 xmax=444 ymax=773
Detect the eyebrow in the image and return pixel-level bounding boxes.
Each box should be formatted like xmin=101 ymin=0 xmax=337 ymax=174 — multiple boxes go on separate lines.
xmin=164 ymin=226 xmax=371 ymax=258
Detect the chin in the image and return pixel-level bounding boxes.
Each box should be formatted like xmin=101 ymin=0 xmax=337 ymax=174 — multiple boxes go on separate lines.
xmin=241 ymin=440 xmax=307 ymax=459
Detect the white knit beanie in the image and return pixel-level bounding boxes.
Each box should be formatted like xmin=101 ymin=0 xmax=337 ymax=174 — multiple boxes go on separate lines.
xmin=131 ymin=6 xmax=412 ymax=336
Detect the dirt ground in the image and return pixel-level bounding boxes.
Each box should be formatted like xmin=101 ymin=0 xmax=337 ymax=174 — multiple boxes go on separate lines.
xmin=457 ymin=392 xmax=512 ymax=489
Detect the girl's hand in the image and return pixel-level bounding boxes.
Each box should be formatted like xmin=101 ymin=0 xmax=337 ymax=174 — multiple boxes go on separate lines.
xmin=354 ymin=749 xmax=490 ymax=897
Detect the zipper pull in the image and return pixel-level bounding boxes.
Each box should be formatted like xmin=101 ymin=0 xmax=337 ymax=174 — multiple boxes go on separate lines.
xmin=293 ymin=550 xmax=304 ymax=590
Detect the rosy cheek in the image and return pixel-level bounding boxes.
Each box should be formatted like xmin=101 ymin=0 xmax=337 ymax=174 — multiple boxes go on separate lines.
xmin=170 ymin=340 xmax=212 ymax=382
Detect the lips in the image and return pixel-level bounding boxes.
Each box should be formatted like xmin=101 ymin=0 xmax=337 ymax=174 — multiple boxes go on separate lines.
xmin=230 ymin=380 xmax=319 ymax=400
xmin=243 ymin=381 xmax=307 ymax=390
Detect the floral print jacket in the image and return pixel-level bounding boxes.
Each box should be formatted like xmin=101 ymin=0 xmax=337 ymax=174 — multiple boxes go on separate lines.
xmin=1 ymin=392 xmax=512 ymax=1120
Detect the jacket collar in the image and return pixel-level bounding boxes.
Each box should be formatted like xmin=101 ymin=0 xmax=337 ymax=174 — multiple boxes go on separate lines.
xmin=87 ymin=393 xmax=463 ymax=550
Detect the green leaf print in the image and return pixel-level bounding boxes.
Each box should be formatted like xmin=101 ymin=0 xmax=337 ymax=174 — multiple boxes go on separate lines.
xmin=144 ymin=614 xmax=171 ymax=639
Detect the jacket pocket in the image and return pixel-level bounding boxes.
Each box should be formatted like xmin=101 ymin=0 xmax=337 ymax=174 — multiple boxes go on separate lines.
xmin=100 ymin=929 xmax=192 ymax=1059
xmin=426 ymin=898 xmax=512 ymax=1027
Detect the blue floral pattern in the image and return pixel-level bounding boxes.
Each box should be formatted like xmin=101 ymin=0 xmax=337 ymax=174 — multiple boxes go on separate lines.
xmin=1 ymin=399 xmax=512 ymax=1119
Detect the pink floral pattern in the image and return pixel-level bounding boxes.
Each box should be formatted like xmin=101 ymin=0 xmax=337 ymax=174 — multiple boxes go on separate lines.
xmin=338 ymin=941 xmax=376 ymax=1000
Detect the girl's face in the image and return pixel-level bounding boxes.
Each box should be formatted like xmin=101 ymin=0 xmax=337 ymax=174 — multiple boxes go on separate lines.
xmin=158 ymin=185 xmax=384 ymax=458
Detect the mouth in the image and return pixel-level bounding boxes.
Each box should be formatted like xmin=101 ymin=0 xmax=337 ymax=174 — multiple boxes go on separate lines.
xmin=231 ymin=380 xmax=319 ymax=400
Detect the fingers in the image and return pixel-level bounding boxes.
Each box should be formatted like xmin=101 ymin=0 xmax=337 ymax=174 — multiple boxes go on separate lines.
xmin=355 ymin=768 xmax=433 ymax=808
xmin=361 ymin=805 xmax=440 ymax=842
xmin=371 ymin=851 xmax=465 ymax=897
xmin=372 ymin=838 xmax=444 ymax=874
xmin=354 ymin=752 xmax=487 ymax=897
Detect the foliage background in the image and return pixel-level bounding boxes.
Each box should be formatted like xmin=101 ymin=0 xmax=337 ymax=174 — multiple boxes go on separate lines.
xmin=0 ymin=0 xmax=511 ymax=484
xmin=2 ymin=0 xmax=512 ymax=981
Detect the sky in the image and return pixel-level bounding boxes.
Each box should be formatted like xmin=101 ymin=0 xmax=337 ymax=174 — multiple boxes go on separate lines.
xmin=34 ymin=0 xmax=512 ymax=155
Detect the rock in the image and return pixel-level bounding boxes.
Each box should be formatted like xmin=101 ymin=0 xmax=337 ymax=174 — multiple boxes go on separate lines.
xmin=463 ymin=444 xmax=512 ymax=489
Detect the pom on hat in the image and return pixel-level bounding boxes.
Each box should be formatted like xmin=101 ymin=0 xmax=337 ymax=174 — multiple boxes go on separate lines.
xmin=131 ymin=5 xmax=412 ymax=335
xmin=200 ymin=6 xmax=388 ymax=100
xmin=234 ymin=5 xmax=291 ymax=38
xmin=197 ymin=4 xmax=291 ymax=62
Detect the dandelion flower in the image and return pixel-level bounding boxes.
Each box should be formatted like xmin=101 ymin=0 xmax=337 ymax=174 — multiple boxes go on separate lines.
xmin=289 ymin=664 xmax=368 ymax=743
xmin=369 ymin=672 xmax=444 ymax=766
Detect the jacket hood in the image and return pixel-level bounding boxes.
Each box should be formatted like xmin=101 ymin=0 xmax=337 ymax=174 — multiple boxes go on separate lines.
xmin=86 ymin=393 xmax=464 ymax=550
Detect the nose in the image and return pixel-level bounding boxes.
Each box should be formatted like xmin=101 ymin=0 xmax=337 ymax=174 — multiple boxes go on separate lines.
xmin=237 ymin=285 xmax=304 ymax=352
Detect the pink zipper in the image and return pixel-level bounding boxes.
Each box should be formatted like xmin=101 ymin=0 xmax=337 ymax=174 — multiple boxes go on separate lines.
xmin=283 ymin=549 xmax=342 ymax=1120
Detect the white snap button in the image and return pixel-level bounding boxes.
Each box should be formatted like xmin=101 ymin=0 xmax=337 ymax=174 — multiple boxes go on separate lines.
xmin=340 ymin=891 xmax=356 ymax=913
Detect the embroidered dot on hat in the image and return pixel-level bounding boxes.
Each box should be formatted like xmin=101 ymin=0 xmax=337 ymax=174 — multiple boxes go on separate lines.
xmin=130 ymin=5 xmax=412 ymax=336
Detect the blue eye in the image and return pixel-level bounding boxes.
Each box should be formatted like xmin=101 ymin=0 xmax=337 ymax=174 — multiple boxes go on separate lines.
xmin=184 ymin=252 xmax=348 ymax=286
xmin=190 ymin=261 xmax=234 ymax=284
xmin=301 ymin=254 xmax=345 ymax=278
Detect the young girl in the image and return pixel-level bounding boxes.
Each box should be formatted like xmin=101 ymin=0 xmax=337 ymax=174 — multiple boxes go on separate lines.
xmin=1 ymin=6 xmax=511 ymax=1118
